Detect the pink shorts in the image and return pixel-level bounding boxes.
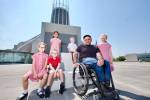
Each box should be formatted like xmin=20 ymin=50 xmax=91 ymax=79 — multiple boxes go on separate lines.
xmin=24 ymin=70 xmax=47 ymax=82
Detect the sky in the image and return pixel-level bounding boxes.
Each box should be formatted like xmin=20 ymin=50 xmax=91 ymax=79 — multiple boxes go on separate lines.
xmin=0 ymin=0 xmax=150 ymax=57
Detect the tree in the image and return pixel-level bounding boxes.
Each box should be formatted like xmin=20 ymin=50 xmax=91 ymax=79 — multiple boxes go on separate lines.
xmin=115 ymin=56 xmax=126 ymax=61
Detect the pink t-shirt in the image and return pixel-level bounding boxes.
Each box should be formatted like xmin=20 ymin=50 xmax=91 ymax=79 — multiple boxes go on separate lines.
xmin=97 ymin=43 xmax=112 ymax=62
xmin=97 ymin=42 xmax=114 ymax=71
xmin=50 ymin=38 xmax=61 ymax=54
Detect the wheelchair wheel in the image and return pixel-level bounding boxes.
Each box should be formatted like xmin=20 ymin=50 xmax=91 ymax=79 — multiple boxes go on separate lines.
xmin=73 ymin=63 xmax=89 ymax=96
xmin=89 ymin=69 xmax=99 ymax=88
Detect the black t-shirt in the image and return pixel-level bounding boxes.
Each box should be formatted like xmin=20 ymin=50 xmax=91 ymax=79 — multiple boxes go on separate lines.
xmin=76 ymin=44 xmax=100 ymax=62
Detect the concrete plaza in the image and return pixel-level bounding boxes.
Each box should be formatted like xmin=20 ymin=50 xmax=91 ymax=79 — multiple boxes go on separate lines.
xmin=0 ymin=62 xmax=150 ymax=100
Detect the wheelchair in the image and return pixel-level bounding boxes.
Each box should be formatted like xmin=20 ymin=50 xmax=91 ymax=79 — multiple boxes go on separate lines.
xmin=73 ymin=62 xmax=120 ymax=100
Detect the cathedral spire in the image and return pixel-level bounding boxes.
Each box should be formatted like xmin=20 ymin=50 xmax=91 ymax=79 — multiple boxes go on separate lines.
xmin=51 ymin=0 xmax=70 ymax=25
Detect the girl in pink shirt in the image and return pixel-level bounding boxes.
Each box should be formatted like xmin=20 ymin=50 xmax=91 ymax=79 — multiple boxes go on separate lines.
xmin=50 ymin=31 xmax=61 ymax=55
xmin=17 ymin=42 xmax=48 ymax=100
xmin=97 ymin=34 xmax=114 ymax=71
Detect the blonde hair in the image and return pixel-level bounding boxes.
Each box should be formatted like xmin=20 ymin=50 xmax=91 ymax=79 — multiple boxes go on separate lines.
xmin=50 ymin=49 xmax=58 ymax=56
xmin=37 ymin=42 xmax=47 ymax=48
xmin=100 ymin=33 xmax=108 ymax=39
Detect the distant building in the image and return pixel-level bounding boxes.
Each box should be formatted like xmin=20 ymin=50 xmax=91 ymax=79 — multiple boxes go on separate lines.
xmin=13 ymin=0 xmax=81 ymax=54
xmin=125 ymin=53 xmax=150 ymax=62
xmin=0 ymin=50 xmax=32 ymax=64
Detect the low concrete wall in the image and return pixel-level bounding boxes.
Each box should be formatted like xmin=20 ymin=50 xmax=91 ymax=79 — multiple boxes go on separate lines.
xmin=61 ymin=53 xmax=74 ymax=71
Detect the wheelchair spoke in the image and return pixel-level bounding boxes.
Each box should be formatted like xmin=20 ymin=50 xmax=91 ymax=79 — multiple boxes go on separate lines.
xmin=73 ymin=63 xmax=89 ymax=96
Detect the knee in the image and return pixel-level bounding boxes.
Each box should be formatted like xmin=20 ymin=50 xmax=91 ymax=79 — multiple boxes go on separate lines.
xmin=23 ymin=75 xmax=28 ymax=81
xmin=57 ymin=73 xmax=60 ymax=77
xmin=43 ymin=74 xmax=48 ymax=79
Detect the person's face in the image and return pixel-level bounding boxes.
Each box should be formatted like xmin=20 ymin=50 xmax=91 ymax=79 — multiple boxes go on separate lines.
xmin=70 ymin=38 xmax=75 ymax=43
xmin=100 ymin=35 xmax=107 ymax=42
xmin=53 ymin=32 xmax=59 ymax=38
xmin=51 ymin=51 xmax=58 ymax=58
xmin=83 ymin=37 xmax=92 ymax=45
xmin=38 ymin=45 xmax=45 ymax=53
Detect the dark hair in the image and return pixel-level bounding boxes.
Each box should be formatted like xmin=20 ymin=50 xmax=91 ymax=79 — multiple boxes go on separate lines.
xmin=53 ymin=31 xmax=59 ymax=35
xmin=83 ymin=35 xmax=92 ymax=39
xmin=53 ymin=31 xmax=59 ymax=38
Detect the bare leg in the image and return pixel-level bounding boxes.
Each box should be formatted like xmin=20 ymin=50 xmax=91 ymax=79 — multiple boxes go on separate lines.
xmin=59 ymin=70 xmax=64 ymax=82
xmin=47 ymin=72 xmax=54 ymax=86
xmin=58 ymin=70 xmax=65 ymax=94
xmin=22 ymin=75 xmax=29 ymax=90
xmin=17 ymin=75 xmax=29 ymax=99
xmin=45 ymin=72 xmax=54 ymax=98
xmin=56 ymin=72 xmax=60 ymax=79
xmin=39 ymin=74 xmax=48 ymax=88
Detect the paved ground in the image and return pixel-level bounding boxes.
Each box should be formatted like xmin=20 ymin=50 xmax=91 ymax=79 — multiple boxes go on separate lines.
xmin=0 ymin=62 xmax=150 ymax=100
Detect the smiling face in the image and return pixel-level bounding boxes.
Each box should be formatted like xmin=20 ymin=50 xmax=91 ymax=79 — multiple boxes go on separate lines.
xmin=53 ymin=31 xmax=59 ymax=38
xmin=38 ymin=44 xmax=46 ymax=53
xmin=50 ymin=50 xmax=58 ymax=58
xmin=70 ymin=37 xmax=75 ymax=43
xmin=100 ymin=34 xmax=107 ymax=43
xmin=83 ymin=36 xmax=92 ymax=45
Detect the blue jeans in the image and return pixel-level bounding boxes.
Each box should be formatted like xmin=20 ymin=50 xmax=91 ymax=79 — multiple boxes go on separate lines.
xmin=83 ymin=60 xmax=111 ymax=82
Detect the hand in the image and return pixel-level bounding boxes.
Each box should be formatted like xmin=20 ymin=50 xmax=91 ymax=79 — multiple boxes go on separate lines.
xmin=97 ymin=59 xmax=104 ymax=66
xmin=33 ymin=73 xmax=38 ymax=79
xmin=73 ymin=63 xmax=80 ymax=67
xmin=47 ymin=65 xmax=50 ymax=69
xmin=55 ymin=69 xmax=58 ymax=72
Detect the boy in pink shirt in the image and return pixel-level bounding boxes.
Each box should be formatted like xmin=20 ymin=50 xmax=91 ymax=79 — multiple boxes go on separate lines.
xmin=97 ymin=34 xmax=114 ymax=71
xmin=50 ymin=31 xmax=61 ymax=55
xmin=17 ymin=42 xmax=48 ymax=100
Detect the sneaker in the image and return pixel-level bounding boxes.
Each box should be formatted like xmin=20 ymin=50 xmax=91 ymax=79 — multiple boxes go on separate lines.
xmin=37 ymin=89 xmax=44 ymax=98
xmin=58 ymin=83 xmax=65 ymax=94
xmin=16 ymin=93 xmax=28 ymax=100
xmin=45 ymin=86 xmax=51 ymax=98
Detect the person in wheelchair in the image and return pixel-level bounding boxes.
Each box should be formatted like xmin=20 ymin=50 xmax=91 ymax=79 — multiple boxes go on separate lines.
xmin=73 ymin=34 xmax=111 ymax=86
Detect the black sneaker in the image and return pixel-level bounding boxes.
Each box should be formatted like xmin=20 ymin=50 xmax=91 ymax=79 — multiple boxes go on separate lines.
xmin=58 ymin=83 xmax=65 ymax=94
xmin=37 ymin=89 xmax=44 ymax=98
xmin=16 ymin=93 xmax=28 ymax=100
xmin=45 ymin=86 xmax=51 ymax=98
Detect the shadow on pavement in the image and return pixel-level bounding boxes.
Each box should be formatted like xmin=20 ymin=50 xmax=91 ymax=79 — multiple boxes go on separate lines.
xmin=28 ymin=87 xmax=79 ymax=100
xmin=118 ymin=89 xmax=150 ymax=100
xmin=28 ymin=87 xmax=150 ymax=100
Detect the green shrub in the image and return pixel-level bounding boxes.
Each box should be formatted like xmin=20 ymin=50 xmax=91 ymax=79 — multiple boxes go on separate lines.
xmin=115 ymin=56 xmax=126 ymax=61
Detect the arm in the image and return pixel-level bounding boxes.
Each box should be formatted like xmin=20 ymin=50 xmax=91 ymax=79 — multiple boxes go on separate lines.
xmin=73 ymin=51 xmax=78 ymax=64
xmin=32 ymin=57 xmax=36 ymax=74
xmin=44 ymin=58 xmax=48 ymax=69
xmin=55 ymin=63 xmax=61 ymax=71
xmin=96 ymin=52 xmax=104 ymax=66
xmin=48 ymin=64 xmax=55 ymax=71
xmin=109 ymin=47 xmax=113 ymax=64
xmin=32 ymin=56 xmax=38 ymax=78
